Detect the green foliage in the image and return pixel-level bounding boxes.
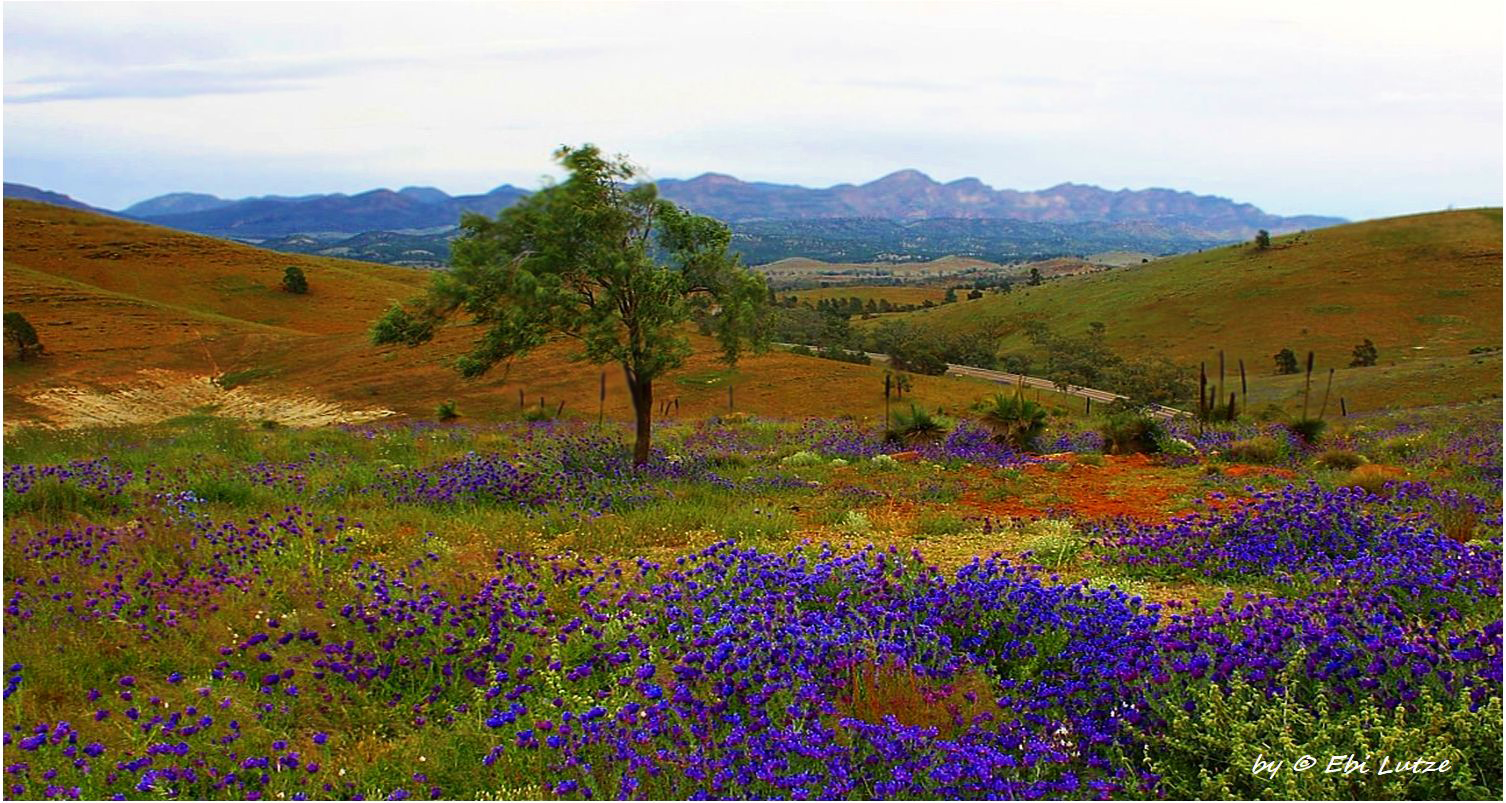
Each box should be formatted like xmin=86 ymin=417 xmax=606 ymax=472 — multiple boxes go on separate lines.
xmin=4 ymin=311 xmax=43 ymax=360
xmin=913 ymin=511 xmax=970 ymax=537
xmin=1226 ymin=435 xmax=1282 ymax=464
xmin=888 ymin=403 xmax=948 ymax=445
xmin=1028 ymin=267 xmax=1043 ymax=286
xmin=1350 ymin=338 xmax=1379 ymax=367
xmin=215 ymin=367 xmax=277 ymax=390
xmin=1024 ymin=321 xmax=1182 ymax=402
xmin=816 ymin=344 xmax=871 ymax=365
xmin=281 ymin=265 xmax=309 ymax=294
xmin=1114 ymin=356 xmax=1196 ymax=406
xmin=1254 ymin=228 xmax=1272 ymax=249
xmin=371 ymin=144 xmax=766 ymax=464
xmin=1137 ymin=654 xmax=1502 ymax=800
xmin=435 ymin=400 xmax=460 ymax=421
xmin=980 ymin=392 xmax=1048 ymax=450
xmin=1289 ymin=417 xmax=1327 ymax=445
xmin=1315 ymin=448 xmax=1367 ymax=470
xmin=1274 ymin=347 xmax=1299 ymax=375
xmin=780 ymin=450 xmax=825 ymax=467
xmin=835 ymin=509 xmax=873 ymax=536
xmin=1100 ymin=410 xmax=1164 ymax=455
xmin=521 ymin=406 xmax=555 ymax=423
xmin=3 ymin=477 xmax=114 ymax=522
xmin=1018 ymin=519 xmax=1083 ymax=569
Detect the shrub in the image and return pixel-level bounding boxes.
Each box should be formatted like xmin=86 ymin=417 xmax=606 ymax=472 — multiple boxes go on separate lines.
xmin=979 ymin=393 xmax=1048 ymax=450
xmin=281 ymin=265 xmax=309 ymax=294
xmin=1273 ymin=347 xmax=1299 ymax=375
xmin=1315 ymin=448 xmax=1367 ymax=470
xmin=913 ymin=511 xmax=969 ymax=537
xmin=1350 ymin=338 xmax=1379 ymax=367
xmin=1430 ymin=499 xmax=1482 ymax=543
xmin=817 ymin=345 xmax=871 ymax=365
xmin=1254 ymin=228 xmax=1271 ymax=249
xmin=3 ymin=311 xmax=43 ymax=360
xmin=835 ymin=510 xmax=872 ymax=536
xmin=1019 ymin=519 xmax=1083 ymax=569
xmin=1100 ymin=411 xmax=1164 ymax=455
xmin=1138 ymin=655 xmax=1503 ymax=801
xmin=887 ymin=404 xmax=947 ymax=445
xmin=436 ymin=400 xmax=460 ymax=421
xmin=1225 ymin=435 xmax=1281 ymax=464
xmin=1288 ymin=417 xmax=1327 ymax=445
xmin=780 ymin=450 xmax=824 ymax=467
xmin=1344 ymin=463 xmax=1407 ymax=496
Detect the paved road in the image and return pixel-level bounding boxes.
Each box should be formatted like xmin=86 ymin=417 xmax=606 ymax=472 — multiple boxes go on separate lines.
xmin=775 ymin=343 xmax=1189 ymax=419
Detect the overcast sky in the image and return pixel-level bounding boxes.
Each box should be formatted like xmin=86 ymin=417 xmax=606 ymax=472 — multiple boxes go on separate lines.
xmin=4 ymin=0 xmax=1501 ymax=218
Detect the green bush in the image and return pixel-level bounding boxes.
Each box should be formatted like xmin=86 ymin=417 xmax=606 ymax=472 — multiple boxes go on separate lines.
xmin=3 ymin=477 xmax=116 ymax=521
xmin=435 ymin=400 xmax=460 ymax=421
xmin=780 ymin=450 xmax=824 ymax=467
xmin=281 ymin=265 xmax=309 ymax=294
xmin=1226 ymin=435 xmax=1281 ymax=464
xmin=887 ymin=403 xmax=947 ymax=445
xmin=1315 ymin=448 xmax=1367 ymax=470
xmin=1137 ymin=655 xmax=1502 ymax=800
xmin=3 ymin=311 xmax=44 ymax=360
xmin=980 ymin=393 xmax=1048 ymax=451
xmin=1100 ymin=411 xmax=1164 ymax=455
xmin=1019 ymin=519 xmax=1083 ymax=569
xmin=1289 ymin=417 xmax=1327 ymax=445
xmin=913 ymin=511 xmax=970 ymax=537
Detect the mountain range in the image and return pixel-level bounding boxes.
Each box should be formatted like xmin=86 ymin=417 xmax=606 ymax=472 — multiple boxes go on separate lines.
xmin=4 ymin=172 xmax=1344 ymax=266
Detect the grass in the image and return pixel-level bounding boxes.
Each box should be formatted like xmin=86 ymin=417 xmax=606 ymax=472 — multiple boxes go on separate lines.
xmin=867 ymin=209 xmax=1502 ymax=412
xmin=5 ymin=200 xmax=1085 ymax=430
xmin=1 ymin=403 xmax=1498 ymax=799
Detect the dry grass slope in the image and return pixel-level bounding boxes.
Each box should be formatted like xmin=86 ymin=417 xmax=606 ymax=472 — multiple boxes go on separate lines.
xmin=878 ymin=208 xmax=1503 ymax=411
xmin=4 ymin=201 xmax=1024 ymax=428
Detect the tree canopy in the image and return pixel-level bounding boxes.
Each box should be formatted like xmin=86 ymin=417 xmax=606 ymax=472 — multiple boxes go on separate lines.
xmin=372 ymin=144 xmax=767 ymax=464
xmin=3 ymin=312 xmax=43 ymax=361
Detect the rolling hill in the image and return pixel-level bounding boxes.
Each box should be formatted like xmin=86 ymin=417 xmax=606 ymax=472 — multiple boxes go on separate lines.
xmin=871 ymin=208 xmax=1503 ymax=412
xmin=1 ymin=201 xmax=1020 ymax=430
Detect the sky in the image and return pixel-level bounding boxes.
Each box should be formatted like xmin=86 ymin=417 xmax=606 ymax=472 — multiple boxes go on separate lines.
xmin=3 ymin=0 xmax=1501 ymax=219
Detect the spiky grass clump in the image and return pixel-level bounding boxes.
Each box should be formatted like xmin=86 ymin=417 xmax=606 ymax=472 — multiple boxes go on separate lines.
xmin=980 ymin=393 xmax=1049 ymax=451
xmin=887 ymin=404 xmax=948 ymax=445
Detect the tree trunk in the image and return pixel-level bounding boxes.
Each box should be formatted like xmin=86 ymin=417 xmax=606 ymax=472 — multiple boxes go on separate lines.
xmin=627 ymin=373 xmax=653 ymax=466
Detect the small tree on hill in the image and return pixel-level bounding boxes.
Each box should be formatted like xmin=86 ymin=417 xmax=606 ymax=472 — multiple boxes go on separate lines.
xmin=1349 ymin=338 xmax=1378 ymax=367
xmin=282 ymin=266 xmax=309 ymax=294
xmin=943 ymin=287 xmax=958 ymax=304
xmin=1254 ymin=229 xmax=1271 ymax=249
xmin=1273 ymin=347 xmax=1299 ymax=375
xmin=371 ymin=144 xmax=767 ymax=465
xmin=3 ymin=312 xmax=43 ymax=360
xmin=1028 ymin=268 xmax=1043 ymax=286
xmin=967 ymin=288 xmax=983 ymax=300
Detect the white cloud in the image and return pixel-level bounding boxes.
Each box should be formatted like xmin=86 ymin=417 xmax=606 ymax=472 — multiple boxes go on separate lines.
xmin=3 ymin=0 xmax=1499 ymax=217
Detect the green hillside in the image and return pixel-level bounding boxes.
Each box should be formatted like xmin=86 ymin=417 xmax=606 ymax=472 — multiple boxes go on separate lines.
xmin=872 ymin=208 xmax=1502 ymax=412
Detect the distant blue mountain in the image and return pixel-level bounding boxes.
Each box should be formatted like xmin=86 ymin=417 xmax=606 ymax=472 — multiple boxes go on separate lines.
xmin=120 ymin=185 xmax=531 ymax=238
xmin=3 ymin=182 xmax=108 ymax=214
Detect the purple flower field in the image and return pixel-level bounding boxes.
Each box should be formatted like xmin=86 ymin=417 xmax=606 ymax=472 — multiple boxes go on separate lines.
xmin=2 ymin=410 xmax=1501 ymax=799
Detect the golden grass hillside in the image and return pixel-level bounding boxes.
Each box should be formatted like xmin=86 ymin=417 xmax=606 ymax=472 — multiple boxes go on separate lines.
xmin=871 ymin=208 xmax=1503 ymax=411
xmin=3 ymin=201 xmax=1035 ymax=428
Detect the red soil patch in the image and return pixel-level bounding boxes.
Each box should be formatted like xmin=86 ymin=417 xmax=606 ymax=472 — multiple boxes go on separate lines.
xmin=960 ymin=454 xmax=1194 ymax=524
xmin=1223 ymin=465 xmax=1297 ymax=479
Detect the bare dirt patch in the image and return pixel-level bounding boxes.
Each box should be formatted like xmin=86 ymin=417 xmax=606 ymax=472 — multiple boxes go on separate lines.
xmin=13 ymin=369 xmax=396 ymax=431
